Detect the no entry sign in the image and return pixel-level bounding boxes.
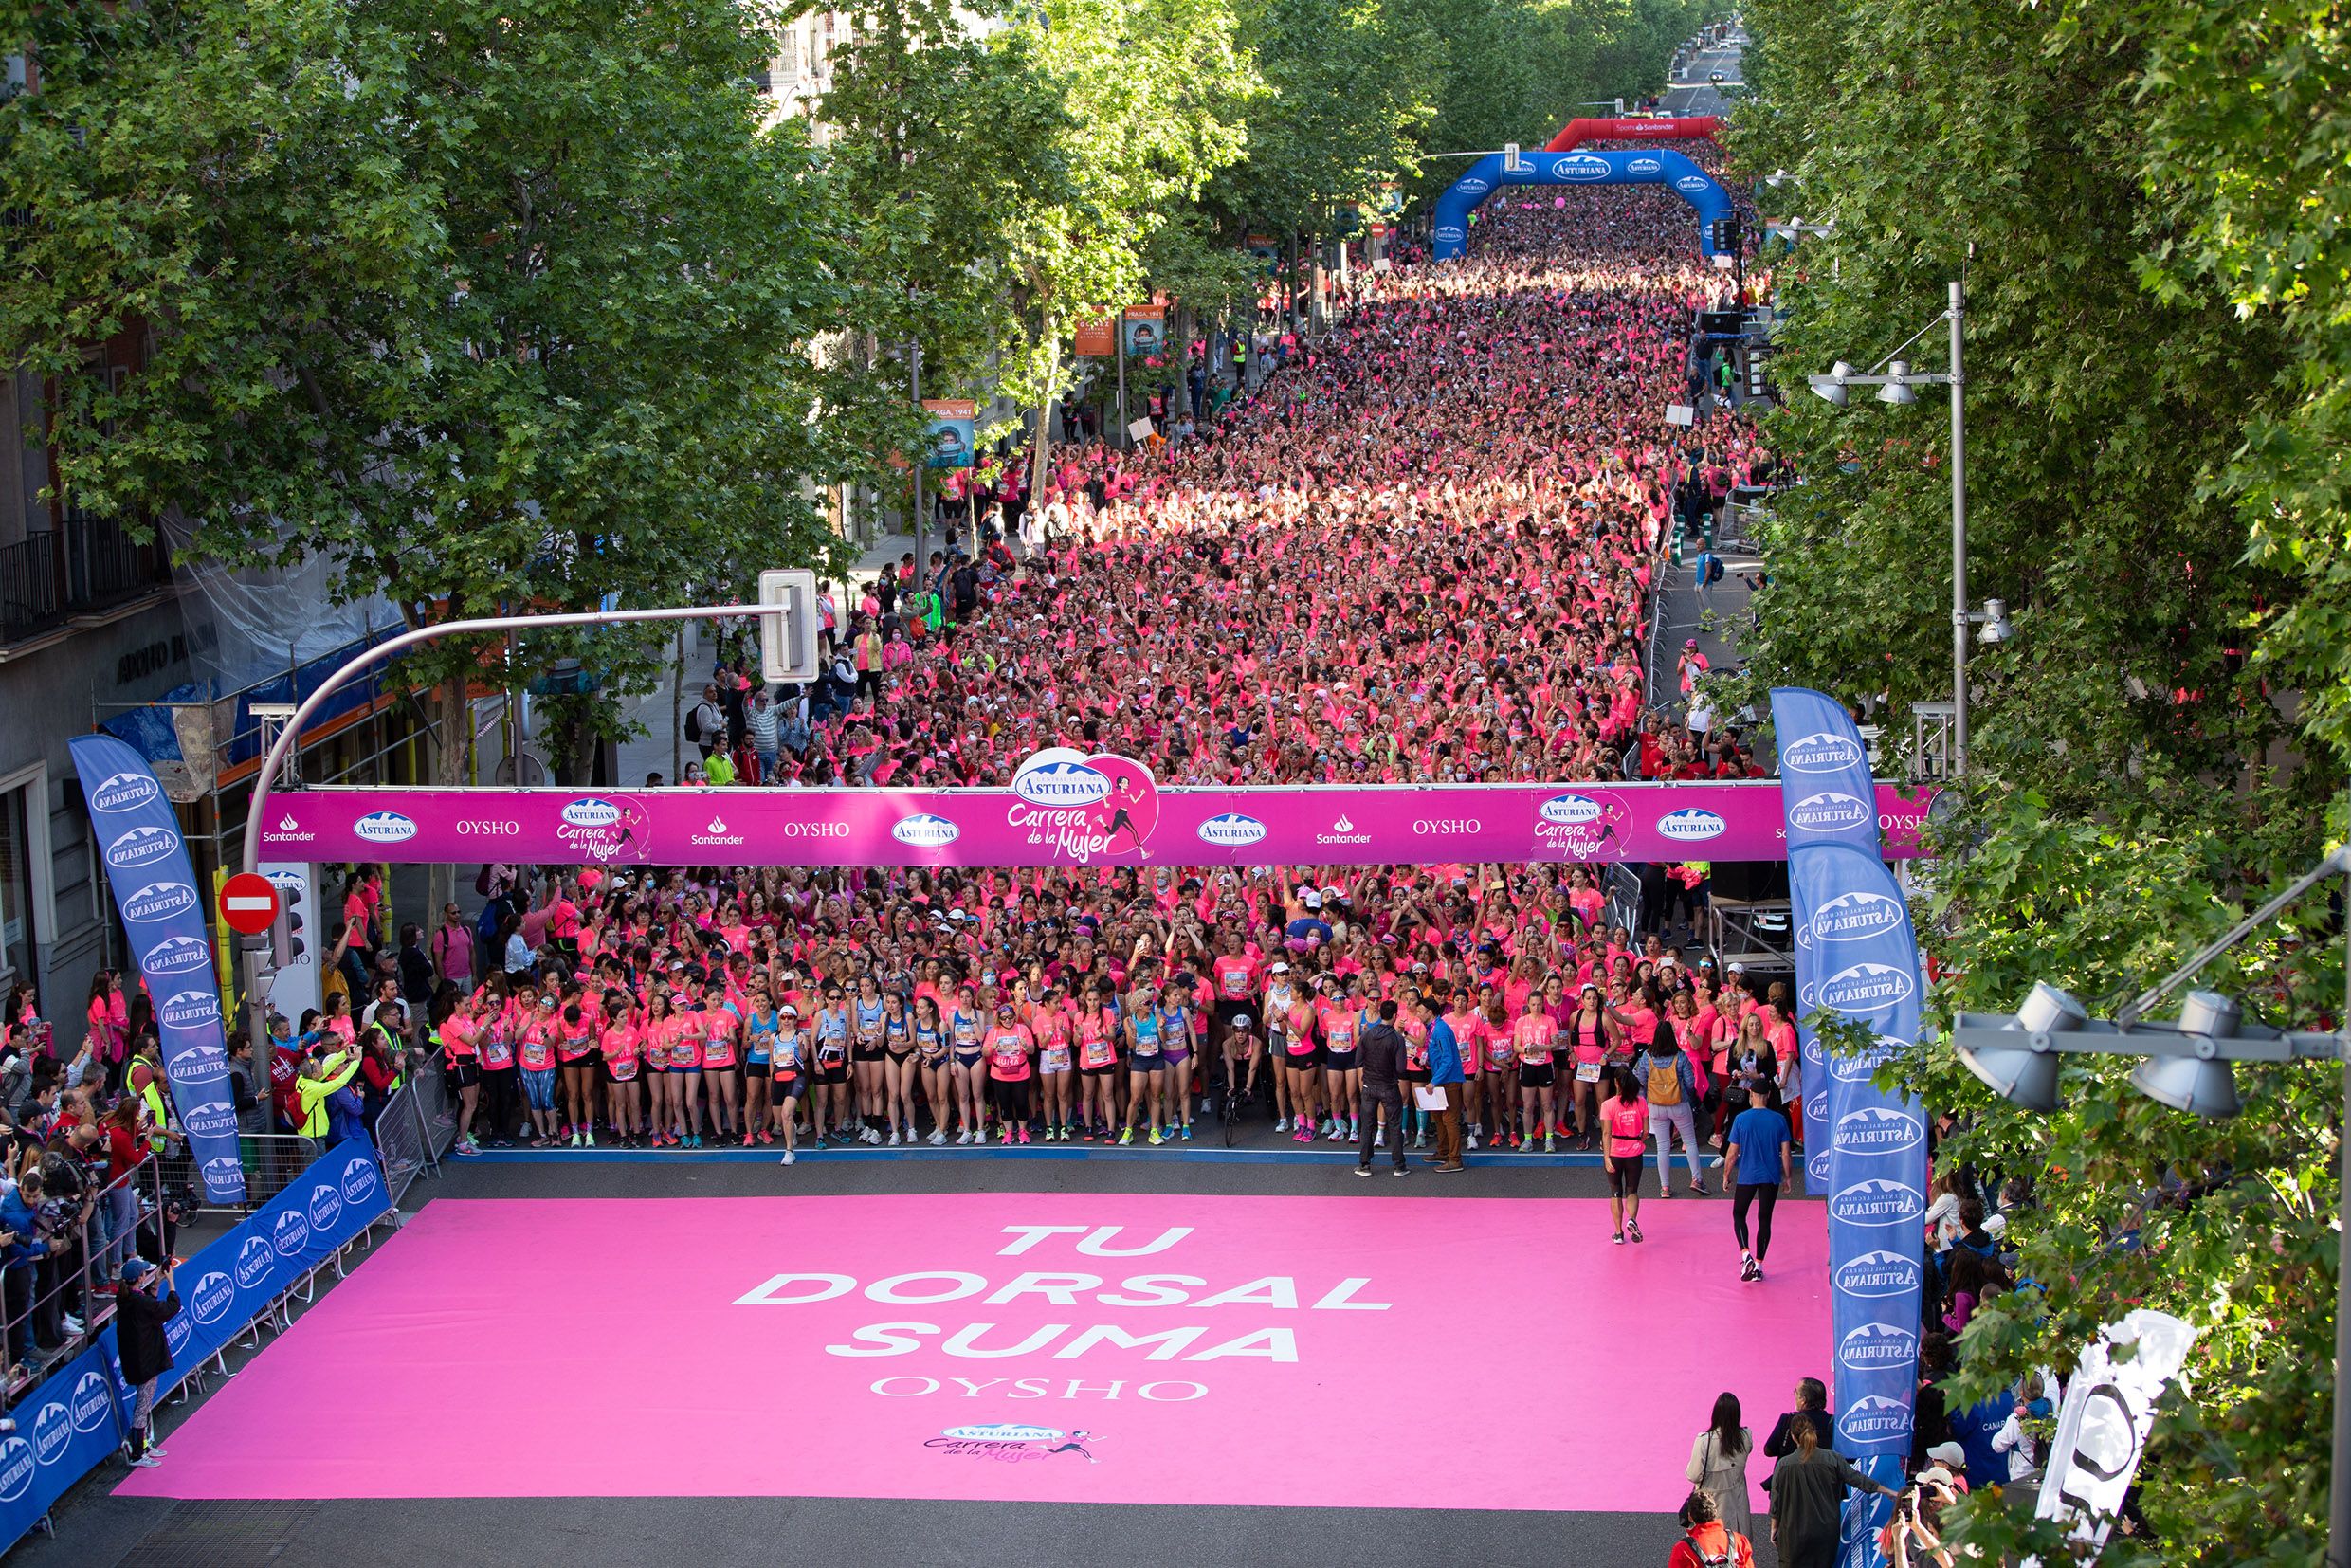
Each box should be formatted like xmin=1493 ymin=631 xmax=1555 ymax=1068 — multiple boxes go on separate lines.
xmin=219 ymin=872 xmax=281 ymax=936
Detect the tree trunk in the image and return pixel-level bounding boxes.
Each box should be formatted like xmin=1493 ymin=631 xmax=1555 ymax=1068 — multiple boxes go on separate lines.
xmin=1030 ymin=321 xmax=1057 ymax=510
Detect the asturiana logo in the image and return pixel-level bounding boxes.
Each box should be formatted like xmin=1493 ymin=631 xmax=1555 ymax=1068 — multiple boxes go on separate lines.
xmin=1540 ymin=794 xmax=1605 ymax=826
xmin=1833 ymin=1249 xmax=1925 ymax=1300
xmin=1196 ymin=812 xmax=1268 ymax=848
xmin=273 ymin=1209 xmax=312 ymax=1257
xmin=199 ymin=1153 xmax=245 ymax=1192
xmin=143 ymin=933 xmax=213 ymax=975
xmin=1655 ymin=807 xmax=1726 ymax=843
xmin=1012 ymin=759 xmax=1110 ymax=808
xmin=1783 ymin=730 xmax=1868 ymax=774
xmin=1807 ymin=1146 xmax=1832 ymax=1186
xmin=183 ymin=1102 xmax=240 ymax=1140
xmin=1808 ymin=962 xmax=1916 ymax=1014
xmin=157 ymin=988 xmax=223 ymax=1030
xmin=562 ymin=797 xmax=623 ymax=829
xmin=105 ymin=825 xmax=179 ymax=871
xmin=123 ymin=880 xmax=199 ymax=924
xmin=945 ymin=1424 xmax=1059 ymax=1442
xmin=1790 ymin=790 xmax=1873 ymax=834
xmin=0 ymin=1437 xmax=34 ymax=1502
xmin=166 ymin=1313 xmax=193 ymax=1358
xmin=1434 ymin=225 xmax=1466 ymax=245
xmin=189 ymin=1268 xmax=237 ymax=1324
xmin=236 ymin=1233 xmax=276 ymax=1290
xmin=1629 ymin=156 xmax=1663 ymax=175
xmin=308 ymin=1184 xmax=344 ymax=1231
xmin=70 ymin=1370 xmax=110 ymax=1431
xmin=1830 ymin=1177 xmax=1925 ymax=1228
xmin=1828 ymin=1034 xmax=1908 ymax=1084
xmin=341 ymin=1155 xmax=379 ymax=1203
xmin=91 ymin=770 xmax=162 ymax=812
xmin=29 ymin=1401 xmax=70 ymax=1466
xmin=1676 ymin=173 xmax=1712 ymax=194
xmin=1809 ymin=890 xmax=1906 ymax=943
xmin=1458 ymin=175 xmax=1490 ymax=195
xmin=1838 ymin=1320 xmax=1920 ymax=1373
xmin=1835 ymin=1105 xmax=1924 ymax=1155
xmin=892 ymin=814 xmax=961 ymax=848
xmin=169 ymin=1043 xmax=228 ymax=1085
xmin=1841 ymin=1394 xmax=1913 ymax=1444
xmin=1552 ymin=154 xmax=1611 ymax=181
xmin=353 ymin=810 xmax=418 ymax=845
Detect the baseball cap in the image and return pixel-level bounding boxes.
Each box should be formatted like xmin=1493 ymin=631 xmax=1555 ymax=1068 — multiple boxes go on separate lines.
xmin=121 ymin=1256 xmax=157 ymax=1285
xmin=1925 ymin=1441 xmax=1967 ymax=1469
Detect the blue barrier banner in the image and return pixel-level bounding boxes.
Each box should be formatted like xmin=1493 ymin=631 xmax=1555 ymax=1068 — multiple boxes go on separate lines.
xmin=0 ymin=1137 xmax=391 ymax=1555
xmin=156 ymin=1132 xmax=392 ymax=1393
xmin=0 ymin=1333 xmax=130 ymax=1552
xmin=66 ymin=735 xmax=246 ymax=1204
xmin=1771 ymin=689 xmax=1926 ymax=1568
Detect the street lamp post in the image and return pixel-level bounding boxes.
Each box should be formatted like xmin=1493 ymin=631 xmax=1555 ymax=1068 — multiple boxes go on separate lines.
xmin=1808 ymin=281 xmax=2010 ymax=777
xmin=1949 ymin=846 xmax=2351 ymax=1562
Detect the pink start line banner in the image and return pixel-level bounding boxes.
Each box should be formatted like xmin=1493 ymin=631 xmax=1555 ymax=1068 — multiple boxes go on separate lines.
xmin=262 ymin=745 xmax=1928 ymax=868
xmin=121 ymin=1192 xmax=1831 ymax=1512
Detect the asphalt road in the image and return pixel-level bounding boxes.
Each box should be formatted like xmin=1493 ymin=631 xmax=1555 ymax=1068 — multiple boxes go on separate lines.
xmin=20 ymin=1153 xmax=1796 ymax=1568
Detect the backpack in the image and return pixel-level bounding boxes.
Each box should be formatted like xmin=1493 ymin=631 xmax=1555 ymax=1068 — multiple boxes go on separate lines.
xmin=1704 ymin=555 xmax=1725 ymax=584
xmin=1645 ymin=1055 xmax=1685 ymax=1107
xmin=683 ymin=707 xmax=704 ymax=744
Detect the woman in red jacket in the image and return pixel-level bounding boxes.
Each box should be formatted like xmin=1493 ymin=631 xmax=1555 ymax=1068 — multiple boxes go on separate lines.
xmin=1668 ymin=1489 xmax=1754 ymax=1568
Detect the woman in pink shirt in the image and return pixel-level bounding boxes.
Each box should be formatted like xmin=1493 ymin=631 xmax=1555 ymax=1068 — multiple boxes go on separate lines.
xmin=84 ymin=972 xmax=129 ymax=1078
xmin=599 ymin=995 xmax=644 ymax=1148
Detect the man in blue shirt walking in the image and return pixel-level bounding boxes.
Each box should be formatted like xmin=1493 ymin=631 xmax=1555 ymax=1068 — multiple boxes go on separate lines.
xmin=1422 ymin=994 xmax=1466 ymax=1172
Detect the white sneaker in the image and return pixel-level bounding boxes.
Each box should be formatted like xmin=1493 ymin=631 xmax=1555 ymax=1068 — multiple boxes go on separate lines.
xmin=61 ymin=1316 xmax=82 ymax=1336
xmin=1275 ymin=1117 xmax=1289 ymax=1132
xmin=887 ymin=1129 xmax=902 ymax=1147
xmin=956 ymin=1129 xmax=972 ymax=1145
xmin=1467 ymin=1132 xmax=1480 ymax=1150
xmin=147 ymin=1447 xmax=167 ymax=1459
xmin=928 ymin=1129 xmax=946 ymax=1146
xmin=780 ymin=1150 xmax=796 ymax=1166
xmin=129 ymin=1455 xmax=162 ymax=1469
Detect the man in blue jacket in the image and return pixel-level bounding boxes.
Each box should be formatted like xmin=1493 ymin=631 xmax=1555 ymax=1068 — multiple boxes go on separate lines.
xmin=0 ymin=1174 xmax=46 ymax=1375
xmin=1422 ymin=994 xmax=1466 ymax=1173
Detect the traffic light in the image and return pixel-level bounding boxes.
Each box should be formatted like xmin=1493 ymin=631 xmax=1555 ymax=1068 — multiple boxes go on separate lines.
xmin=1710 ymin=217 xmax=1741 ymax=255
xmin=758 ymin=569 xmax=822 ymax=684
xmin=270 ymin=879 xmax=305 ymax=973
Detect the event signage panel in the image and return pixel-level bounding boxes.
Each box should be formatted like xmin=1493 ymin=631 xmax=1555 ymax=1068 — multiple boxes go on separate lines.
xmin=68 ymin=735 xmax=246 ymax=1204
xmin=1771 ymin=688 xmax=1927 ymax=1568
xmin=258 ymin=756 xmax=1929 ymax=867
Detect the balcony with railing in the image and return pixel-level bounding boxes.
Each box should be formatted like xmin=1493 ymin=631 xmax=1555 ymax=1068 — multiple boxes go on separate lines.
xmin=0 ymin=516 xmax=174 ymax=645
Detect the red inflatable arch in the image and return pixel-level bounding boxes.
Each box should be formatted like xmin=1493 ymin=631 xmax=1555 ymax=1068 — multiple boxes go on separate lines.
xmin=1541 ymin=115 xmax=1718 ymax=155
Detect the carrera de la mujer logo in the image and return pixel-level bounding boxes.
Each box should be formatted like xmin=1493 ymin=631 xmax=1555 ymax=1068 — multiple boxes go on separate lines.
xmin=923 ymin=1424 xmax=1107 ymax=1464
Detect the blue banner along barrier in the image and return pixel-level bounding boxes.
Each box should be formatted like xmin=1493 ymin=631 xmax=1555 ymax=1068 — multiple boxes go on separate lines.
xmin=0 ymin=1135 xmax=391 ymax=1556
xmin=1770 ymin=688 xmax=1928 ymax=1568
xmin=66 ymin=735 xmax=246 ymax=1204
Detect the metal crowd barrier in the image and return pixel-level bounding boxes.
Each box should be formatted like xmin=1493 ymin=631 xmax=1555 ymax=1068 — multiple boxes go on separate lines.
xmin=0 ymin=1158 xmax=165 ymax=1402
xmin=156 ymin=1133 xmax=320 ymax=1215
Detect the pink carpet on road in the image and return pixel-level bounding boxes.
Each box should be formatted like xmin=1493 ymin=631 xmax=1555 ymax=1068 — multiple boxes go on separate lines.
xmin=118 ymin=1193 xmax=1826 ymax=1512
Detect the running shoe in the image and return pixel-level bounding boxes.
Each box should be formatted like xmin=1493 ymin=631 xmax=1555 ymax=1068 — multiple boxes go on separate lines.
xmin=1016 ymin=1125 xmax=1030 ymax=1145
xmin=928 ymin=1128 xmax=946 ymax=1146
xmin=1751 ymin=1262 xmax=1764 ymax=1281
xmin=1626 ymin=1221 xmax=1644 ymax=1243
xmin=1120 ymin=1128 xmax=1134 ymax=1145
xmin=1147 ymin=1129 xmax=1163 ymax=1146
xmin=1275 ymin=1116 xmax=1290 ymax=1133
xmin=781 ymin=1150 xmax=796 ymax=1166
xmin=1354 ymin=1165 xmax=1372 ymax=1178
xmin=585 ymin=1132 xmax=596 ymax=1148
xmin=690 ymin=1134 xmax=703 ymax=1149
xmin=888 ymin=1129 xmax=902 ymax=1147
xmin=1390 ymin=1166 xmax=1407 ymax=1178
xmin=758 ymin=1129 xmax=775 ymax=1145
xmin=569 ymin=1131 xmax=582 ymax=1148
xmin=1543 ymin=1133 xmax=1556 ymax=1153
xmin=1613 ymin=1230 xmax=1625 ymax=1246
xmin=1179 ymin=1124 xmax=1193 ymax=1141
xmin=1294 ymin=1124 xmax=1314 ymax=1143
xmin=1466 ymin=1132 xmax=1479 ymax=1151
xmin=1740 ymin=1255 xmax=1759 ymax=1282
xmin=128 ymin=1455 xmax=162 ymax=1469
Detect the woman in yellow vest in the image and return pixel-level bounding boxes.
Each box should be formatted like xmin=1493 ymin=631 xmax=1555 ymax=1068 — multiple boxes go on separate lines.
xmin=298 ymin=1048 xmax=362 ymax=1139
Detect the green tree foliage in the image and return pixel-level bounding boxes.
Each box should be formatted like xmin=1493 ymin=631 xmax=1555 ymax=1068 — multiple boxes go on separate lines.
xmin=1732 ymin=0 xmax=2351 ymax=1559
xmin=2 ymin=0 xmax=880 ymax=787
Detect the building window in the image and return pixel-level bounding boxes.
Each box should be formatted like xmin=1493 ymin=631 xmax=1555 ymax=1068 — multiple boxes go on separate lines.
xmin=0 ymin=781 xmax=30 ymax=987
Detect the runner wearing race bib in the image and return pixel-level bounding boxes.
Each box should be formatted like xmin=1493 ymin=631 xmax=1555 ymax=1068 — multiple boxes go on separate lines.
xmin=1121 ymin=981 xmax=1170 ymax=1146
xmin=984 ymin=1004 xmax=1035 ymax=1144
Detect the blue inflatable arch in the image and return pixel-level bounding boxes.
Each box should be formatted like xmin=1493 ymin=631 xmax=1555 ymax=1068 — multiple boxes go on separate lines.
xmin=1431 ymin=148 xmax=1733 ymax=262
